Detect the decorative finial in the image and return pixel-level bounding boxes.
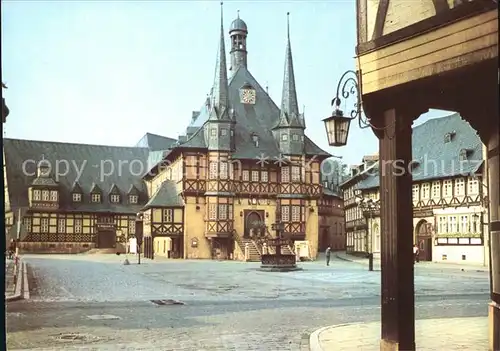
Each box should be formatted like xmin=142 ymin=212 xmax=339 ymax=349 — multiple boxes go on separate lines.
xmin=220 ymin=2 xmax=224 ymax=25
xmin=266 ymin=81 xmax=269 ymax=94
xmin=41 ymin=154 xmax=45 ymax=161
xmin=237 ymin=10 xmax=240 ymax=19
xmin=287 ymin=12 xmax=290 ymax=39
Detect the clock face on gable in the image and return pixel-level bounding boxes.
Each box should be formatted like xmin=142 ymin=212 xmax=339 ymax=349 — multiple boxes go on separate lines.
xmin=240 ymin=88 xmax=256 ymax=105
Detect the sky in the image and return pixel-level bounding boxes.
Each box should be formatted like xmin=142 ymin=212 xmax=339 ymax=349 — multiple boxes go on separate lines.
xmin=2 ymin=0 xmax=453 ymax=167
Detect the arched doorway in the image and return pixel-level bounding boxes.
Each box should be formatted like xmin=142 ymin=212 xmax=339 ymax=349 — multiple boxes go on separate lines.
xmin=244 ymin=210 xmax=264 ymax=238
xmin=415 ymin=220 xmax=433 ymax=261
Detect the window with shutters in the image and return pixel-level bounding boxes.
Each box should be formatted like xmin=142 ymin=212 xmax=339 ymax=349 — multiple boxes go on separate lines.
xmin=50 ymin=190 xmax=58 ymax=201
xmin=281 ymin=167 xmax=290 ymax=182
xmin=209 ymin=162 xmax=218 ymax=179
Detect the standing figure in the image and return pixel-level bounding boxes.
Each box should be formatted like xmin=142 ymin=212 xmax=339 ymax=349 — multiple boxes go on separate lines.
xmin=325 ymin=246 xmax=331 ymax=266
xmin=413 ymin=244 xmax=420 ymax=263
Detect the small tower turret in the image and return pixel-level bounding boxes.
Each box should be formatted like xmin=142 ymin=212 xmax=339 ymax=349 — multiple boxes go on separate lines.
xmin=229 ymin=10 xmax=248 ymax=75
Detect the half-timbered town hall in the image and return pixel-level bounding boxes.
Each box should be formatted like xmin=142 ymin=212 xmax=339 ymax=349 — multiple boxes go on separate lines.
xmin=3 ymin=10 xmax=342 ymax=261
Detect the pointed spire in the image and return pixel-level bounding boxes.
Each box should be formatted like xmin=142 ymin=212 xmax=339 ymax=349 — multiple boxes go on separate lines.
xmin=278 ymin=12 xmax=302 ymax=128
xmin=209 ymin=2 xmax=230 ymax=120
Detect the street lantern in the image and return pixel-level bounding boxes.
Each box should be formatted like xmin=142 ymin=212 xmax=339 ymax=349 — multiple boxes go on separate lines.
xmin=323 ymin=70 xmax=374 ymax=147
xmin=323 ymin=108 xmax=352 ymax=147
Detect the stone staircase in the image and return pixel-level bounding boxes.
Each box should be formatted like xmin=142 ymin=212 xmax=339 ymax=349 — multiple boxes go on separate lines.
xmin=233 ymin=231 xmax=261 ymax=262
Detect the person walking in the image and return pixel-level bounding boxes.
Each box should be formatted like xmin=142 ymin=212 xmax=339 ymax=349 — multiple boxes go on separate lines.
xmin=413 ymin=244 xmax=420 ymax=263
xmin=326 ymin=246 xmax=331 ymax=266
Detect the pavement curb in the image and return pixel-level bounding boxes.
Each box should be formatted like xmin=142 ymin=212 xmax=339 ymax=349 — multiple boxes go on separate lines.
xmin=6 ymin=260 xmax=23 ymax=302
xmin=22 ymin=262 xmax=30 ymax=300
xmin=309 ymin=323 xmax=357 ymax=351
xmin=334 ymin=253 xmax=355 ymax=262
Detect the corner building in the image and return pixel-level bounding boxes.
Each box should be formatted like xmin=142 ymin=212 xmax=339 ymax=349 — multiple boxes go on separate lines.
xmin=142 ymin=12 xmax=331 ymax=260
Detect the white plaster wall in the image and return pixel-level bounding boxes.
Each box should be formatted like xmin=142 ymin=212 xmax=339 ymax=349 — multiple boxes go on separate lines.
xmin=432 ymin=245 xmax=486 ymax=265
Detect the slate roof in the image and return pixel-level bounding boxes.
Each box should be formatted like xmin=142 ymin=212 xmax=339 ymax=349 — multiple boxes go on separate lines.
xmin=3 ymin=138 xmax=151 ymax=214
xmin=135 ymin=132 xmax=177 ymax=151
xmin=142 ymin=180 xmax=184 ymax=210
xmin=356 ymin=113 xmax=483 ymax=190
xmin=166 ymin=65 xmax=330 ymax=162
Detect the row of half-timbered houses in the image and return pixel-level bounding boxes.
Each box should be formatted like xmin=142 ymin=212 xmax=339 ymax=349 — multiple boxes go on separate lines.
xmin=3 ymin=11 xmax=345 ymax=260
xmin=341 ymin=113 xmax=489 ymax=264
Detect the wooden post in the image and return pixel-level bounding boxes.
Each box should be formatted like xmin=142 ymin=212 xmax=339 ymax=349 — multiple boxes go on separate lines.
xmin=487 ymin=124 xmax=500 ymax=351
xmin=374 ymin=108 xmax=416 ymax=351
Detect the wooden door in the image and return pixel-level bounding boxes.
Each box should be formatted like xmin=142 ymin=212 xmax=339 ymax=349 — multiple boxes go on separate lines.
xmin=244 ymin=210 xmax=264 ymax=238
xmin=98 ymin=231 xmax=115 ymax=248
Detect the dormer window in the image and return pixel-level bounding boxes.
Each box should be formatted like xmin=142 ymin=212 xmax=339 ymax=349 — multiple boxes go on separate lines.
xmin=72 ymin=193 xmax=82 ymax=202
xmin=459 ymin=148 xmax=471 ymax=161
xmin=292 ymin=134 xmax=299 ymax=141
xmin=33 ymin=190 xmax=41 ymax=201
xmin=110 ymin=194 xmax=120 ymax=203
xmin=129 ymin=195 xmax=139 ymax=204
xmin=252 ymin=134 xmax=259 ymax=147
xmin=42 ymin=190 xmax=50 ymax=201
xmin=444 ymin=131 xmax=456 ymax=143
xmin=50 ymin=190 xmax=58 ymax=201
xmin=91 ymin=193 xmax=101 ymax=203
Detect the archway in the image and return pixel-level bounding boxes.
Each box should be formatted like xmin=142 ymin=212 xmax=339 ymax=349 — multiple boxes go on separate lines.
xmin=244 ymin=210 xmax=264 ymax=238
xmin=415 ymin=220 xmax=433 ymax=262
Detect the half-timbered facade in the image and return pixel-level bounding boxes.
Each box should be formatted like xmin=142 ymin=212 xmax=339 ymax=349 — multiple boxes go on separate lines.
xmin=3 ymin=134 xmax=177 ymax=253
xmin=3 ymin=11 xmax=336 ymax=261
xmin=141 ymin=10 xmax=331 ymax=261
xmin=342 ymin=114 xmax=489 ymax=264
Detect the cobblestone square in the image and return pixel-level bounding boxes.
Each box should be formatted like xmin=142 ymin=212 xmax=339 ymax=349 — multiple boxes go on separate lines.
xmin=6 ymin=254 xmax=491 ymax=350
